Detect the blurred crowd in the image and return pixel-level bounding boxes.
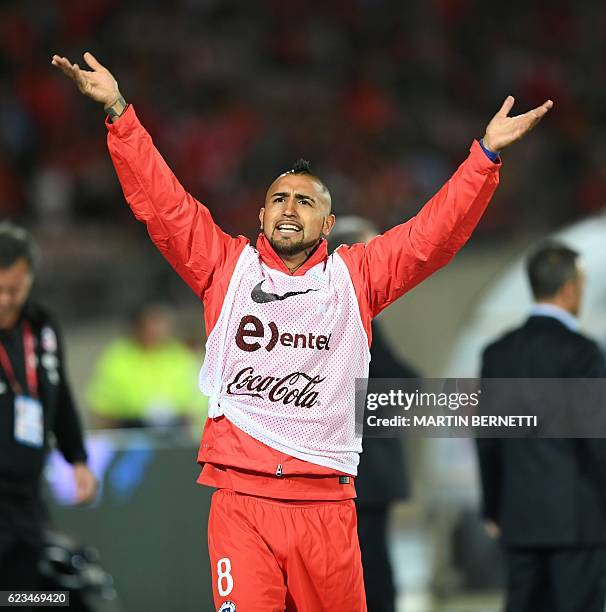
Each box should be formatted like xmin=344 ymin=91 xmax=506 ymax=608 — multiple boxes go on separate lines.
xmin=2 ymin=0 xmax=606 ymax=241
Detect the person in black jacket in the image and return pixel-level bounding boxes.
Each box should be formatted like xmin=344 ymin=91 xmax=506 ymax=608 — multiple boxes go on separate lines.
xmin=0 ymin=222 xmax=96 ymax=590
xmin=329 ymin=216 xmax=418 ymax=612
xmin=476 ymin=242 xmax=606 ymax=612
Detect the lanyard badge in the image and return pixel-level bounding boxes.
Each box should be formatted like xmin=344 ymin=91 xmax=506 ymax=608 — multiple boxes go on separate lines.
xmin=14 ymin=394 xmax=44 ymax=448
xmin=0 ymin=322 xmax=43 ymax=448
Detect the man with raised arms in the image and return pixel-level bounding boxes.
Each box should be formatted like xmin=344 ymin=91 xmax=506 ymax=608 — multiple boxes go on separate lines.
xmin=53 ymin=51 xmax=551 ymax=610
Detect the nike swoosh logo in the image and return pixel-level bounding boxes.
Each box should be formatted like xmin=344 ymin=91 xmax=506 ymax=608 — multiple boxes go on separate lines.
xmin=251 ymin=281 xmax=319 ymax=303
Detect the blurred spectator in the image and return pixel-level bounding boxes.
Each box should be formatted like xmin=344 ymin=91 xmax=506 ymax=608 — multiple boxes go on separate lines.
xmin=29 ymin=160 xmax=74 ymax=227
xmin=86 ymin=304 xmax=207 ymax=428
xmin=2 ymin=1 xmax=606 ymax=237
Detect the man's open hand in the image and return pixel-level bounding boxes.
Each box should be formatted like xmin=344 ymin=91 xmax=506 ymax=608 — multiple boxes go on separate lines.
xmin=51 ymin=52 xmax=120 ymax=108
xmin=483 ymin=96 xmax=554 ymax=152
xmin=72 ymin=462 xmax=97 ymax=504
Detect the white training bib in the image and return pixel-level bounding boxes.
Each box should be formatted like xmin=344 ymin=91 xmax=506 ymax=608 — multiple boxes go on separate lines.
xmin=199 ymin=246 xmax=370 ymax=474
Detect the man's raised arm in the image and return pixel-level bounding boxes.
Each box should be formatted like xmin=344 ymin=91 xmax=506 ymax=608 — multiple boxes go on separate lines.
xmin=51 ymin=52 xmax=246 ymax=298
xmin=337 ymin=96 xmax=553 ymax=317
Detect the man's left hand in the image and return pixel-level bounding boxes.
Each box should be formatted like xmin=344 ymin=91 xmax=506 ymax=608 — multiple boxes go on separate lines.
xmin=72 ymin=462 xmax=97 ymax=504
xmin=483 ymin=96 xmax=553 ymax=152
xmin=484 ymin=520 xmax=501 ymax=539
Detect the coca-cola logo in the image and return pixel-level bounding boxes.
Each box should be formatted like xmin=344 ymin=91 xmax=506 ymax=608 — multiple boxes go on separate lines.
xmin=235 ymin=314 xmax=331 ymax=352
xmin=226 ymin=366 xmax=325 ymax=408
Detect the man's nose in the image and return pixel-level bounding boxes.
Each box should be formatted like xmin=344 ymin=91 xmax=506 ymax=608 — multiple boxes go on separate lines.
xmin=283 ymin=197 xmax=297 ymax=215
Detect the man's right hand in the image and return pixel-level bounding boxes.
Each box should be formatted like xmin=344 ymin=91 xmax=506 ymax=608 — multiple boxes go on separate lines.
xmin=51 ymin=52 xmax=122 ymax=110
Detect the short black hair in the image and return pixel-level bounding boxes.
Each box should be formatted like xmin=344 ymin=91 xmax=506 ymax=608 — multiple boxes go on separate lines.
xmin=290 ymin=158 xmax=312 ymax=174
xmin=526 ymin=242 xmax=580 ymax=300
xmin=0 ymin=222 xmax=39 ymax=272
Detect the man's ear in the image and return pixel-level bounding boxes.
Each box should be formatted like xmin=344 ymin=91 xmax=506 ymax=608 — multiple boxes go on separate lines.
xmin=259 ymin=208 xmax=265 ymax=230
xmin=560 ymin=278 xmax=577 ymax=307
xmin=322 ymin=214 xmax=336 ymax=237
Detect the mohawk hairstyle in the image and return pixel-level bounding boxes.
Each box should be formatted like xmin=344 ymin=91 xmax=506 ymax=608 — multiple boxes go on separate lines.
xmin=276 ymin=158 xmax=332 ymax=211
xmin=290 ymin=158 xmax=312 ymax=174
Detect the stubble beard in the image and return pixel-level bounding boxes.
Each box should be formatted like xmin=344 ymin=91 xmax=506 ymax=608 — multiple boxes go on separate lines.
xmin=268 ymin=229 xmax=321 ymax=257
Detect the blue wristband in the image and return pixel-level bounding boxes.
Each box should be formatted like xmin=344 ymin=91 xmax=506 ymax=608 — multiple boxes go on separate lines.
xmin=479 ymin=138 xmax=500 ymax=162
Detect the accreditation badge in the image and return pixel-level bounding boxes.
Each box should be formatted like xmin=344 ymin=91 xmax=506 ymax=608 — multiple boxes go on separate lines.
xmin=14 ymin=395 xmax=44 ymax=448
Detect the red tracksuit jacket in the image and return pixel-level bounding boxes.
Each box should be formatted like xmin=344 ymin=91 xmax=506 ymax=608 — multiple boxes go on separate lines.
xmin=106 ymin=105 xmax=500 ymax=501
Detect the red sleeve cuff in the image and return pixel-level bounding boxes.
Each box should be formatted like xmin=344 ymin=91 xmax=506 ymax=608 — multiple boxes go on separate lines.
xmin=105 ymin=103 xmax=138 ymax=135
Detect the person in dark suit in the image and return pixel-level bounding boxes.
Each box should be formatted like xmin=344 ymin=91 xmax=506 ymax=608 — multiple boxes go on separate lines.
xmin=329 ymin=216 xmax=418 ymax=612
xmin=476 ymin=241 xmax=606 ymax=612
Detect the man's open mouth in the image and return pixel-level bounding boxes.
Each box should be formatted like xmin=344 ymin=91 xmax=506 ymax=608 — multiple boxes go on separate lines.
xmin=276 ymin=223 xmax=302 ymax=236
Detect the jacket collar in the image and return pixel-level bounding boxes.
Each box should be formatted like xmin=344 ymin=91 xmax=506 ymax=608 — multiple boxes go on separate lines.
xmin=255 ymin=233 xmax=328 ymax=276
xmin=528 ymin=303 xmax=579 ymax=332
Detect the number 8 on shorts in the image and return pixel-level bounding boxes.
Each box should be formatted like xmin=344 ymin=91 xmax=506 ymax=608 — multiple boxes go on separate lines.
xmin=217 ymin=557 xmax=234 ymax=597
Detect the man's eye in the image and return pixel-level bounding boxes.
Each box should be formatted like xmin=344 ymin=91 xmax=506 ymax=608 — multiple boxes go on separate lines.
xmin=300 ymin=200 xmax=311 ymax=206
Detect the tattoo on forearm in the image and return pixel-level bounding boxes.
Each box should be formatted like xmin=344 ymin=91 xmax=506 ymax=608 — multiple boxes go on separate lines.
xmin=104 ymin=95 xmax=127 ymax=119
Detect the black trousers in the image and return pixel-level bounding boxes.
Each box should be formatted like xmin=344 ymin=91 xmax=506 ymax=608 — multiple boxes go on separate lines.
xmin=0 ymin=537 xmax=41 ymax=590
xmin=357 ymin=505 xmax=396 ymax=612
xmin=505 ymin=546 xmax=606 ymax=612
xmin=0 ymin=498 xmax=44 ymax=591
